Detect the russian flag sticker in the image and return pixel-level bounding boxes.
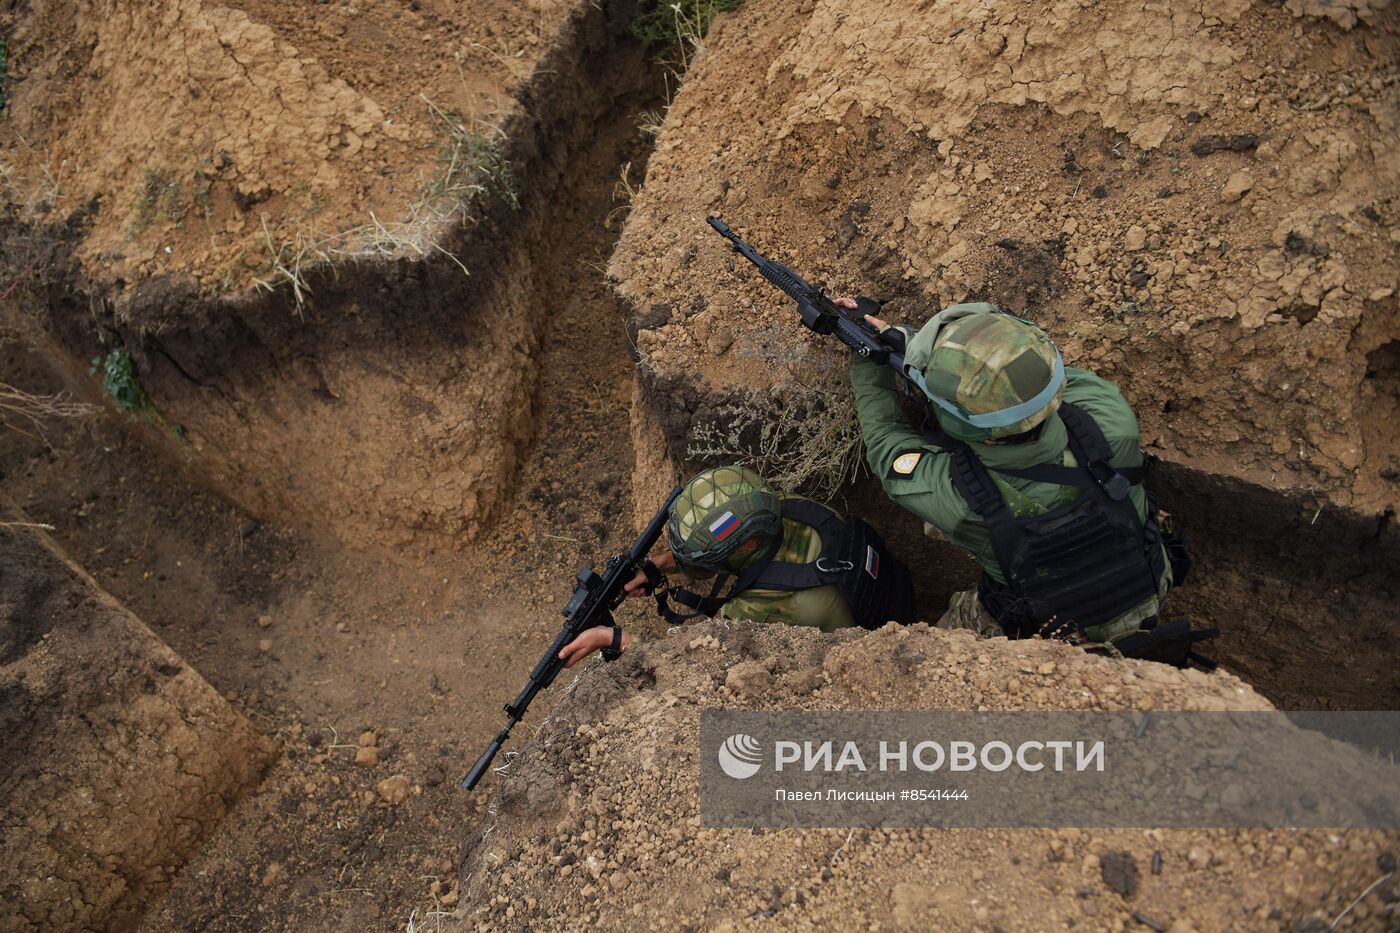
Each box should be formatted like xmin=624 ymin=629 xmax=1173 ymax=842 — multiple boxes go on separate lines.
xmin=865 ymin=545 xmax=880 ymax=578
xmin=709 ymin=511 xmax=740 ymax=541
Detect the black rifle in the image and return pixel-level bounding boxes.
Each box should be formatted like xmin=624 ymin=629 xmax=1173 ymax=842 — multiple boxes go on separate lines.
xmin=463 ymin=485 xmax=683 ymax=790
xmin=706 ymin=216 xmax=908 ymax=375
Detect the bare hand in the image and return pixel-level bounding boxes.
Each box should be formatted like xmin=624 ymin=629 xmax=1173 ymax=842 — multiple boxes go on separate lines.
xmin=558 ymin=627 xmax=631 ymax=668
xmin=622 ymin=568 xmax=650 ymax=599
xmin=834 ymin=296 xmax=887 ymax=331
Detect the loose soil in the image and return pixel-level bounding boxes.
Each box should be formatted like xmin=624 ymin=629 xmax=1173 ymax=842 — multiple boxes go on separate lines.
xmin=1 ymin=0 xmax=653 ymax=559
xmin=0 ymin=11 xmax=666 ymax=925
xmin=0 ymin=519 xmax=270 ymax=931
xmin=0 ymin=0 xmax=571 ymax=294
xmin=460 ymin=620 xmax=1400 ymax=930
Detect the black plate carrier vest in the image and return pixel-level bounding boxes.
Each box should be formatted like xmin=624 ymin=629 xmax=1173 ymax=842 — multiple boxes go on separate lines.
xmin=659 ymin=499 xmax=917 ymax=631
xmin=947 ymin=402 xmax=1166 ymax=638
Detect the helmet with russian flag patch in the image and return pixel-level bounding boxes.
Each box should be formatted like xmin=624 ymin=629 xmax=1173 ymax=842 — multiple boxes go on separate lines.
xmin=668 ymin=466 xmax=781 ymax=573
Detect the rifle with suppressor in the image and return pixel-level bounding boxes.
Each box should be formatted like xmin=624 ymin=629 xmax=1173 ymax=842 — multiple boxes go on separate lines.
xmin=706 ymin=215 xmax=909 ymax=376
xmin=463 ymin=485 xmax=683 ymax=790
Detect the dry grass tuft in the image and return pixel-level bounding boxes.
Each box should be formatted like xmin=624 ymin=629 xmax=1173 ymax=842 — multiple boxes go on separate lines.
xmin=251 ymin=97 xmax=515 ymax=313
xmin=0 ymin=382 xmax=95 ymax=439
xmin=687 ymin=361 xmax=865 ymax=499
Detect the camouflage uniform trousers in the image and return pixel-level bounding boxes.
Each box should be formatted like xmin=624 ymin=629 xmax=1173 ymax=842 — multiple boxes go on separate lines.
xmin=936 ymin=589 xmax=1006 ymax=638
xmin=922 ymin=520 xmax=1006 ymax=637
xmin=936 ymin=587 xmax=1160 ymax=646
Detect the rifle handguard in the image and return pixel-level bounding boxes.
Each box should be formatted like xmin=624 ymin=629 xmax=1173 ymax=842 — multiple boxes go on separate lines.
xmin=854 ymin=295 xmax=884 ymax=318
xmin=855 ymin=296 xmax=908 ymax=347
xmin=461 ymin=486 xmax=682 ymax=791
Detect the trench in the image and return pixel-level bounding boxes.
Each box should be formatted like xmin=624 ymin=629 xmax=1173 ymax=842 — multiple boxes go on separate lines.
xmin=6 ymin=0 xmax=663 ymax=558
xmin=1 ymin=0 xmax=671 ymax=928
xmin=633 ymin=371 xmax=1400 ymax=712
xmin=2 ymin=0 xmax=1398 ymax=927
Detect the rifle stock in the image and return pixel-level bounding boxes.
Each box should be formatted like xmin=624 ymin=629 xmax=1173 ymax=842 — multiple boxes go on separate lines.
xmin=463 ymin=485 xmax=683 ymax=790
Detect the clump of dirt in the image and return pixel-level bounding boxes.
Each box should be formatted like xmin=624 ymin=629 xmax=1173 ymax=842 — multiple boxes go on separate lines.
xmin=611 ymin=0 xmax=1400 ymax=512
xmin=460 ymin=620 xmax=1400 ymax=930
xmin=0 ymin=0 xmax=570 ymax=294
xmin=0 ymin=520 xmax=272 ymax=931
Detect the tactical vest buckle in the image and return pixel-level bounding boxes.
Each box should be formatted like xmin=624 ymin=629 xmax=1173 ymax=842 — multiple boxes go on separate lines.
xmin=815 ymin=558 xmax=855 ymax=574
xmin=1087 ymin=459 xmax=1131 ymax=501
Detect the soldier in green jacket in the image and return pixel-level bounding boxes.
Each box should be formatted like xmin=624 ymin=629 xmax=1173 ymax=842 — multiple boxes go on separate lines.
xmin=559 ymin=465 xmax=915 ymax=666
xmin=642 ymin=465 xmax=856 ymax=630
xmin=841 ymin=298 xmax=1196 ymax=656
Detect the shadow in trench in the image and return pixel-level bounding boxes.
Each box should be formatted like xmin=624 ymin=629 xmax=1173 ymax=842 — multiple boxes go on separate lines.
xmin=1152 ymin=461 xmax=1399 ymax=711
xmin=843 ymin=460 xmax=1400 ymax=712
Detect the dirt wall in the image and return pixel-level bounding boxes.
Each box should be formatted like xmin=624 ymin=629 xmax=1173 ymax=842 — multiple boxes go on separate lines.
xmin=611 ymin=0 xmax=1398 ymax=510
xmin=0 ymin=0 xmax=571 ymax=292
xmin=1 ymin=0 xmax=652 ymax=552
xmin=1151 ymin=460 xmax=1400 ymax=709
xmin=608 ymin=0 xmax=1400 ymax=704
xmin=0 ymin=521 xmax=271 ymax=932
xmin=458 ymin=620 xmax=1400 ymax=930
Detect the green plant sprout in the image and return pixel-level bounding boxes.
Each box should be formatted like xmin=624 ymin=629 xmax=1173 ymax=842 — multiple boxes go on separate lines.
xmin=90 ymin=347 xmax=152 ymax=415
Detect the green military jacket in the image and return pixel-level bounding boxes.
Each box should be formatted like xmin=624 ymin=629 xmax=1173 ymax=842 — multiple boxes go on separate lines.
xmin=680 ymin=496 xmax=856 ymax=632
xmin=850 ymin=358 xmax=1168 ymax=641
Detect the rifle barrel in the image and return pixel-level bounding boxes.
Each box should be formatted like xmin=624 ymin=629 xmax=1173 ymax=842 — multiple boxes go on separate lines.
xmin=706 ymin=216 xmax=734 ymax=239
xmin=464 ymin=732 xmax=508 ymax=790
xmin=460 ymin=486 xmax=684 ymax=792
xmin=706 ymin=216 xmax=908 ymax=375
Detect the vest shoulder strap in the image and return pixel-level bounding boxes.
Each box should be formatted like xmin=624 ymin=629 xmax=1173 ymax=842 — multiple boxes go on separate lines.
xmin=948 ymin=443 xmax=1025 ymax=576
xmin=655 ymin=574 xmax=729 ymax=624
xmin=1057 ymin=402 xmax=1115 ymax=463
xmin=950 ymin=402 xmax=1145 ymax=524
xmin=777 ymin=497 xmax=844 ymax=535
xmin=1056 ymin=402 xmax=1135 ymax=501
xmin=655 ymin=532 xmax=785 ymax=623
xmin=746 ymin=498 xmax=844 ymax=592
xmin=990 ymin=462 xmax=1144 ymax=487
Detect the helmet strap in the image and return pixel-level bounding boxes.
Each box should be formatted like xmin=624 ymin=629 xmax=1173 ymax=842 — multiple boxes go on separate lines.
xmin=653 ymin=534 xmax=784 ymax=624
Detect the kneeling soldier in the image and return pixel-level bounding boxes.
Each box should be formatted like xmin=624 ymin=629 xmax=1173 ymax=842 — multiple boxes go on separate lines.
xmin=560 ymin=465 xmax=916 ymax=666
xmin=844 ymin=299 xmax=1208 ymax=664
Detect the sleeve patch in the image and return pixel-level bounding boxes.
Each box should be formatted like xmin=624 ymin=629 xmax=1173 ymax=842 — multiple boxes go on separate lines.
xmin=888 ymin=450 xmax=924 ymax=478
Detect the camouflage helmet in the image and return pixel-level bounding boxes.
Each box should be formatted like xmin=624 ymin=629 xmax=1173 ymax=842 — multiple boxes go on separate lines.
xmin=902 ymin=302 xmax=1066 ymax=442
xmin=667 ymin=466 xmax=781 ymax=573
